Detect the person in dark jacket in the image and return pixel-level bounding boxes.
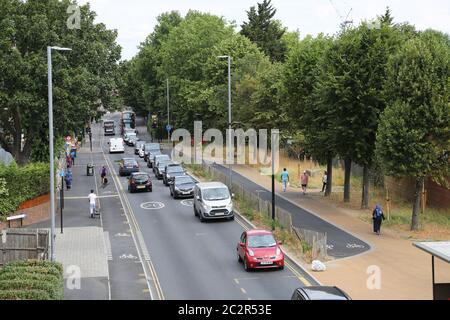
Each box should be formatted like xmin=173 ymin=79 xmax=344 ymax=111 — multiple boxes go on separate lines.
xmin=65 ymin=170 xmax=73 ymax=190
xmin=372 ymin=204 xmax=386 ymax=235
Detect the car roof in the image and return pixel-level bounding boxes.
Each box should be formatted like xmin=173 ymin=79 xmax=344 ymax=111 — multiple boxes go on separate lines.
xmin=196 ymin=182 xmax=228 ymax=189
xmin=246 ymin=229 xmax=273 ymax=236
xmin=122 ymin=158 xmax=136 ymax=162
xmin=131 ymin=172 xmax=149 ymax=176
xmin=295 ymin=286 xmax=350 ymax=300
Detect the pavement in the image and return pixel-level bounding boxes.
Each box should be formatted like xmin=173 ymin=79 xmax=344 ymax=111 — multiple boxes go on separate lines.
xmin=213 ymin=163 xmax=450 ymax=300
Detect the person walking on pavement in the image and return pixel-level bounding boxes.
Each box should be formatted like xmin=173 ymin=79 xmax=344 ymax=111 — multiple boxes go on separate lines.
xmin=300 ymin=171 xmax=309 ymax=195
xmin=100 ymin=165 xmax=108 ymax=186
xmin=88 ymin=189 xmax=97 ymax=218
xmin=322 ymin=171 xmax=328 ymax=193
xmin=65 ymin=169 xmax=73 ymax=190
xmin=372 ymin=204 xmax=386 ymax=235
xmin=70 ymin=149 xmax=76 ymax=166
xmin=280 ymin=168 xmax=289 ymax=192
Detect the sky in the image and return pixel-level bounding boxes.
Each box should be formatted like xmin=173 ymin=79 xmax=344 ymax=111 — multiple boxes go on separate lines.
xmin=77 ymin=0 xmax=450 ymax=61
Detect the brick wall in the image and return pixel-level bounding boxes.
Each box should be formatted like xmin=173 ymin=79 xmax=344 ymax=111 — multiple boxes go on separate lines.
xmin=0 ymin=194 xmax=50 ymax=231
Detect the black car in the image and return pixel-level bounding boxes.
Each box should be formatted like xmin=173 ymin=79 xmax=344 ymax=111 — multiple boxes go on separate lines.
xmin=135 ymin=141 xmax=145 ymax=155
xmin=128 ymin=172 xmax=152 ymax=193
xmin=119 ymin=158 xmax=139 ymax=176
xmin=153 ymin=154 xmax=171 ymax=173
xmin=170 ymin=175 xmax=196 ymax=199
xmin=291 ymin=286 xmax=351 ymax=300
xmin=163 ymin=164 xmax=186 ymax=186
xmin=147 ymin=149 xmax=162 ymax=168
xmin=155 ymin=160 xmax=173 ymax=179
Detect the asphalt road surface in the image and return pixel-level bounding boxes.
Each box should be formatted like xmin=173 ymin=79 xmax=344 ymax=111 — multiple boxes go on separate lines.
xmin=100 ymin=113 xmax=317 ymax=300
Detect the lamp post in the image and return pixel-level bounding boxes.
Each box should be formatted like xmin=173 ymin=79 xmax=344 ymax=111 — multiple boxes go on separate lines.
xmin=167 ymin=78 xmax=170 ymax=143
xmin=218 ymin=55 xmax=232 ymax=190
xmin=48 ymin=46 xmax=72 ymax=261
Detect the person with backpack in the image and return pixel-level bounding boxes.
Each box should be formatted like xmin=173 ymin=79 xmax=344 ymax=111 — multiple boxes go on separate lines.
xmin=65 ymin=170 xmax=73 ymax=190
xmin=372 ymin=204 xmax=386 ymax=235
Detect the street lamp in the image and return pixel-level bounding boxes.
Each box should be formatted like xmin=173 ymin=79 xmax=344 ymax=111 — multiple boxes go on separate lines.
xmin=48 ymin=45 xmax=72 ymax=261
xmin=218 ymin=55 xmax=232 ymax=190
xmin=166 ymin=78 xmax=170 ymax=143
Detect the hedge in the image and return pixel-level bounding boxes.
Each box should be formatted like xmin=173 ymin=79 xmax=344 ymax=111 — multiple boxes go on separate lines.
xmin=0 ymin=162 xmax=50 ymax=219
xmin=0 ymin=289 xmax=51 ymax=300
xmin=0 ymin=260 xmax=64 ymax=300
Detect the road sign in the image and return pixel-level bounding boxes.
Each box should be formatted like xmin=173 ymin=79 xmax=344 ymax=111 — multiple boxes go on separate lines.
xmin=166 ymin=124 xmax=173 ymax=132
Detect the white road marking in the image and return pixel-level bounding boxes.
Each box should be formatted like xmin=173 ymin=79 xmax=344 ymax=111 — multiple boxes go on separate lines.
xmin=140 ymin=202 xmax=165 ymax=210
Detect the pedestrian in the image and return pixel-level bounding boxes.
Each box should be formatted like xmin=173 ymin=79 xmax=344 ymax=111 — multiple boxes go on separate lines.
xmin=65 ymin=170 xmax=73 ymax=190
xmin=100 ymin=165 xmax=108 ymax=186
xmin=70 ymin=149 xmax=76 ymax=166
xmin=300 ymin=171 xmax=309 ymax=195
xmin=88 ymin=189 xmax=97 ymax=218
xmin=322 ymin=171 xmax=328 ymax=193
xmin=372 ymin=204 xmax=386 ymax=235
xmin=66 ymin=155 xmax=72 ymax=169
xmin=280 ymin=168 xmax=289 ymax=192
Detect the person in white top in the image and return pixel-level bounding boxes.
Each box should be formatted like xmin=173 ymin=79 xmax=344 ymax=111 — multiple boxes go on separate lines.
xmin=88 ymin=189 xmax=97 ymax=218
xmin=322 ymin=171 xmax=328 ymax=193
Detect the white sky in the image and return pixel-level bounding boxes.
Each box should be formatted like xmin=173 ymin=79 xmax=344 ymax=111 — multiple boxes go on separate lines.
xmin=77 ymin=0 xmax=450 ymax=61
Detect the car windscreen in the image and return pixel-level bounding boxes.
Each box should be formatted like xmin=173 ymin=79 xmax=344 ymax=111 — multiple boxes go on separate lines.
xmin=166 ymin=166 xmax=183 ymax=173
xmin=124 ymin=160 xmax=137 ymax=166
xmin=202 ymin=187 xmax=230 ymax=201
xmin=133 ymin=174 xmax=148 ymax=182
xmin=155 ymin=155 xmax=170 ymax=161
xmin=175 ymin=176 xmax=194 ymax=185
xmin=247 ymin=234 xmax=277 ymax=248
xmin=158 ymin=162 xmax=171 ymax=168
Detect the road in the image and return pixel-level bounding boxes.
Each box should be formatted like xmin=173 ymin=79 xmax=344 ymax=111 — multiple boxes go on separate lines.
xmin=100 ymin=112 xmax=317 ymax=300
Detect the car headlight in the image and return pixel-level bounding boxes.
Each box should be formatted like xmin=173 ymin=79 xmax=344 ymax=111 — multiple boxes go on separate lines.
xmin=226 ymin=203 xmax=233 ymax=211
xmin=174 ymin=186 xmax=180 ymax=191
xmin=247 ymin=249 xmax=255 ymax=257
xmin=202 ymin=203 xmax=211 ymax=211
xmin=276 ymin=247 xmax=281 ymax=256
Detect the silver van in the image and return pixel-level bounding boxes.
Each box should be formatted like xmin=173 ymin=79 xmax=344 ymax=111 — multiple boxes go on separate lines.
xmin=193 ymin=182 xmax=234 ymax=222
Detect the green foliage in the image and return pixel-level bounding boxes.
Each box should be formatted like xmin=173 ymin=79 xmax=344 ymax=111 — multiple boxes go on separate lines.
xmin=376 ymin=30 xmax=450 ymax=181
xmin=0 ymin=0 xmax=121 ymax=164
xmin=0 ymin=260 xmax=64 ymax=300
xmin=240 ymin=0 xmax=287 ymax=62
xmin=0 ymin=162 xmax=50 ymax=216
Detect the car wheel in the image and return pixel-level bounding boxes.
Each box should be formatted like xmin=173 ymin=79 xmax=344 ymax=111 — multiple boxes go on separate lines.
xmin=228 ymin=216 xmax=235 ymax=221
xmin=279 ymin=265 xmax=284 ymax=270
xmin=244 ymin=259 xmax=250 ymax=272
xmin=199 ymin=213 xmax=206 ymax=223
xmin=193 ymin=206 xmax=198 ymax=217
xmin=238 ymin=253 xmax=243 ymax=263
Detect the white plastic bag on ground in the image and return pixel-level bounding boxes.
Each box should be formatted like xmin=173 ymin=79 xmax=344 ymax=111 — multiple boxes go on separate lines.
xmin=311 ymin=260 xmax=326 ymax=272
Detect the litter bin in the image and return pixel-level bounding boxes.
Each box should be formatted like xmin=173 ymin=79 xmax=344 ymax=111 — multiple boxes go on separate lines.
xmin=87 ymin=163 xmax=94 ymax=176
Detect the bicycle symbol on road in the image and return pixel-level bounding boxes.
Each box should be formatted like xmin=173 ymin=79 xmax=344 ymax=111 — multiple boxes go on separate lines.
xmin=346 ymin=243 xmax=365 ymax=249
xmin=140 ymin=202 xmax=165 ymax=210
xmin=180 ymin=200 xmax=194 ymax=207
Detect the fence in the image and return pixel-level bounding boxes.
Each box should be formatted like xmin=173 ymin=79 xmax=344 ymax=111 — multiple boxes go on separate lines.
xmin=200 ymin=162 xmax=327 ymax=260
xmin=0 ymin=229 xmax=49 ymax=266
xmin=292 ymin=227 xmax=327 ymax=261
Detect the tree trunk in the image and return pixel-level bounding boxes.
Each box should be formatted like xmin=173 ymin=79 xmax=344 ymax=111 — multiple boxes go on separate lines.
xmin=361 ymin=165 xmax=370 ymax=209
xmin=325 ymin=156 xmax=333 ymax=197
xmin=344 ymin=158 xmax=352 ymax=203
xmin=411 ymin=176 xmax=424 ymax=231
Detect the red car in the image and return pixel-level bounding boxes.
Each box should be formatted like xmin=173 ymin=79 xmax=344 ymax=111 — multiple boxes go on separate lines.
xmin=237 ymin=230 xmax=284 ymax=271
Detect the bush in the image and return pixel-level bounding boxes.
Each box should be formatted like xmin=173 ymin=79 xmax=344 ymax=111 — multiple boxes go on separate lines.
xmin=0 ymin=162 xmax=50 ymax=217
xmin=0 ymin=289 xmax=51 ymax=300
xmin=0 ymin=260 xmax=64 ymax=300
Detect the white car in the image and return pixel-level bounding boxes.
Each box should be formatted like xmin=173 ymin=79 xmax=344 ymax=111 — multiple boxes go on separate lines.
xmin=193 ymin=182 xmax=234 ymax=222
xmin=109 ymin=138 xmax=125 ymax=153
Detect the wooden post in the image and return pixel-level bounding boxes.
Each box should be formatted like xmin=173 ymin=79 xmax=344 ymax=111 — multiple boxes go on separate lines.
xmin=386 ymin=187 xmax=391 ymax=221
xmin=421 ymin=181 xmax=426 ymax=214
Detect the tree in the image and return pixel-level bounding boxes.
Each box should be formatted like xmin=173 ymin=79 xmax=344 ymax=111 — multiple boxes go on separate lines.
xmin=283 ymin=34 xmax=335 ymax=195
xmin=0 ymin=0 xmax=121 ymax=164
xmin=240 ymin=0 xmax=287 ymax=62
xmin=376 ymin=30 xmax=450 ymax=231
xmin=316 ymin=20 xmax=411 ymax=205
